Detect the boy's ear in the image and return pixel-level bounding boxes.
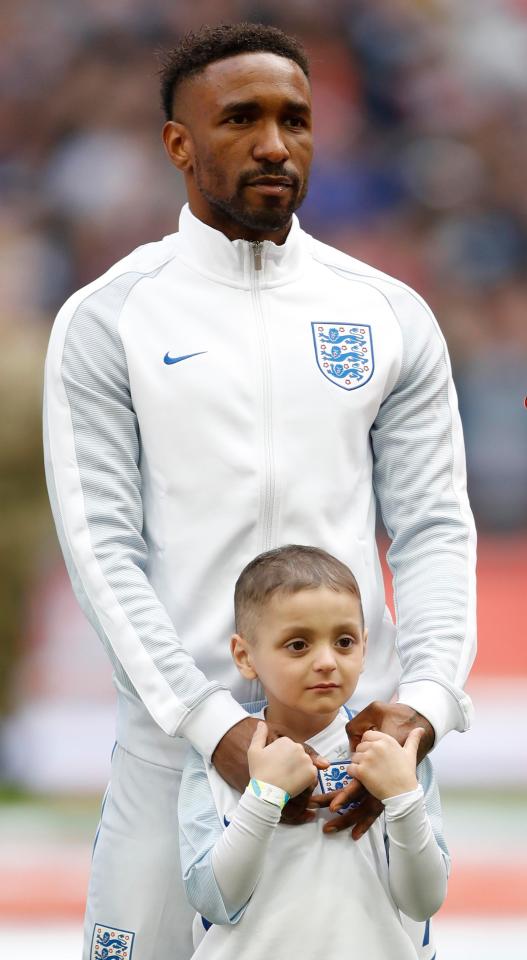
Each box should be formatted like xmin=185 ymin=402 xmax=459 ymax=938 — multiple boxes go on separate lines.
xmin=230 ymin=633 xmax=258 ymax=680
xmin=360 ymin=627 xmax=368 ymax=673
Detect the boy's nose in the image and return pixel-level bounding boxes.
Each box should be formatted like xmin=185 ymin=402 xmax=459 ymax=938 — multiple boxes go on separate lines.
xmin=313 ymin=648 xmax=337 ymax=671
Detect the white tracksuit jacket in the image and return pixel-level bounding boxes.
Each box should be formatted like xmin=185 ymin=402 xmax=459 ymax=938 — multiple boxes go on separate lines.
xmin=44 ymin=203 xmax=476 ymax=766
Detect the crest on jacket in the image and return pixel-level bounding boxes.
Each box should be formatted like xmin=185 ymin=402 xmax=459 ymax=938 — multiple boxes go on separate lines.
xmin=312 ymin=323 xmax=374 ymax=391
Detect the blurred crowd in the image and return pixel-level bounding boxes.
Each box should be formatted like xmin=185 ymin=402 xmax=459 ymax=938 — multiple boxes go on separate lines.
xmin=1 ymin=0 xmax=527 ymax=713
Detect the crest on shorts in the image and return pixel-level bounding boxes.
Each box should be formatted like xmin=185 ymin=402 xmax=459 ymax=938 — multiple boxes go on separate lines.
xmin=312 ymin=323 xmax=374 ymax=390
xmin=90 ymin=924 xmax=135 ymax=959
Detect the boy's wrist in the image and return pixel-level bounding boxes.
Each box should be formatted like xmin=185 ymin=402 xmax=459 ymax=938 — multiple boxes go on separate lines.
xmin=246 ymin=778 xmax=290 ymax=809
xmin=382 ymin=784 xmax=423 ymax=813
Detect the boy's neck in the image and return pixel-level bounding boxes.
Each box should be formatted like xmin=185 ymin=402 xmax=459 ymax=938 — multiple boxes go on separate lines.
xmin=264 ymin=702 xmax=341 ymax=743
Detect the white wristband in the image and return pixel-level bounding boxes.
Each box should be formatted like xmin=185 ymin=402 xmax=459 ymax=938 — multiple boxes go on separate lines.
xmin=246 ymin=778 xmax=290 ymax=809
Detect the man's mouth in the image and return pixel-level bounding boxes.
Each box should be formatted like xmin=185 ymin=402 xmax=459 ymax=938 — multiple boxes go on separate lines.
xmin=247 ymin=176 xmax=294 ymax=195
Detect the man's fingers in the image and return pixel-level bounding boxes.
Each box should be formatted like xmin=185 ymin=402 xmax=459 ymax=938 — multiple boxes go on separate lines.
xmin=329 ymin=778 xmax=364 ymax=811
xmin=351 ymin=810 xmax=380 ymax=841
xmin=323 ymin=803 xmax=363 ymax=833
xmin=303 ymin=743 xmax=329 ymax=769
xmin=310 ymin=777 xmax=365 ymax=810
xmin=309 ymin=790 xmax=335 ymax=808
xmin=280 ymin=784 xmax=315 ymax=825
xmin=248 ymin=720 xmax=268 ymax=751
xmin=323 ymin=794 xmax=383 ymax=835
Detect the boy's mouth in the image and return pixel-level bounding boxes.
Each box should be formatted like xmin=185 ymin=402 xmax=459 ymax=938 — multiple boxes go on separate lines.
xmin=308 ymin=683 xmax=340 ymax=689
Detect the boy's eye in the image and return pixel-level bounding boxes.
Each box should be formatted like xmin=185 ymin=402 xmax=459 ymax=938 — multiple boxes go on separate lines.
xmin=286 ymin=639 xmax=307 ymax=652
xmin=336 ymin=636 xmax=354 ymax=649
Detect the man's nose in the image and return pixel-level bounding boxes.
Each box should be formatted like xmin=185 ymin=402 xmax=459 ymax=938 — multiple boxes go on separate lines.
xmin=253 ymin=122 xmax=290 ymax=163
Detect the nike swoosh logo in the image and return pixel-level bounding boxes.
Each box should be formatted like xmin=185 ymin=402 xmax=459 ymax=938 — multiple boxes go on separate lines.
xmin=163 ymin=351 xmax=207 ymax=365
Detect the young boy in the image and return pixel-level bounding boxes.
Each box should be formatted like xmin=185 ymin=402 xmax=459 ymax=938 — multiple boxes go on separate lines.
xmin=178 ymin=546 xmax=449 ymax=959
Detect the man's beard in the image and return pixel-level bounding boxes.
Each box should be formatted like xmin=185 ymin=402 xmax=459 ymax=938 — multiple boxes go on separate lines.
xmin=195 ymin=157 xmax=308 ymax=232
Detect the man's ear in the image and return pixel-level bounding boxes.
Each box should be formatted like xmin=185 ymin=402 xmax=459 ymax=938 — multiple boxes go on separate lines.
xmin=162 ymin=121 xmax=194 ymax=172
xmin=360 ymin=627 xmax=368 ymax=673
xmin=231 ymin=633 xmax=258 ymax=680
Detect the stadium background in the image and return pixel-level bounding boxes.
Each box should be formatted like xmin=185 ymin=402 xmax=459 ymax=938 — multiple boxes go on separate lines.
xmin=1 ymin=0 xmax=526 ymax=955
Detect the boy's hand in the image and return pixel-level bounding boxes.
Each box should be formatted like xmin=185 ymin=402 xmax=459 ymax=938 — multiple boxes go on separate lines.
xmin=310 ymin=701 xmax=434 ymax=838
xmin=248 ymin=721 xmax=318 ymax=798
xmin=212 ymin=718 xmax=328 ymax=823
xmin=348 ymin=727 xmax=424 ymax=801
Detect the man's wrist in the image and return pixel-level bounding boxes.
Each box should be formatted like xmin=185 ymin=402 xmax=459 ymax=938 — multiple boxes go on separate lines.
xmin=246 ymin=778 xmax=290 ymax=809
xmin=398 ymin=678 xmax=474 ymax=742
xmin=180 ymin=692 xmax=249 ymax=762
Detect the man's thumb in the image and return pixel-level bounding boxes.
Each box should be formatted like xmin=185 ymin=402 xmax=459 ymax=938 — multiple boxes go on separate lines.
xmin=403 ymin=726 xmax=424 ymax=757
xmin=249 ymin=720 xmax=268 ymax=750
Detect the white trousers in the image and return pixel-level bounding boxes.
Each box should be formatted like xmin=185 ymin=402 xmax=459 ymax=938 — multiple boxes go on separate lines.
xmin=82 ymin=690 xmax=195 ymax=960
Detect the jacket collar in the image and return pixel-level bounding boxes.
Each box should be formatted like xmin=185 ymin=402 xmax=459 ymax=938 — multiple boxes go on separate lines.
xmin=174 ymin=202 xmax=308 ymax=288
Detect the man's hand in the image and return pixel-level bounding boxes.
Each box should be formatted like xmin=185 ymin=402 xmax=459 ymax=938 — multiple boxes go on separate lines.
xmin=212 ymin=716 xmax=260 ymax=793
xmin=212 ymin=717 xmax=329 ymax=824
xmin=310 ymin=701 xmax=435 ymax=838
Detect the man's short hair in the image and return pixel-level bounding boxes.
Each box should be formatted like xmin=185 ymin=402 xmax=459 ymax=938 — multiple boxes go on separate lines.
xmin=234 ymin=544 xmax=364 ymax=638
xmin=158 ymin=22 xmax=310 ymax=121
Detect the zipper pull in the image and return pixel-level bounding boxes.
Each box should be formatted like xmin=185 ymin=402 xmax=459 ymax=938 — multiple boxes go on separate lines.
xmin=252 ymin=241 xmax=263 ymax=271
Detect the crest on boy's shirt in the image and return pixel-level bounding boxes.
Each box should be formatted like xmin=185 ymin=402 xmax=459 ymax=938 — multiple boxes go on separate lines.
xmin=318 ymin=761 xmax=361 ymax=813
xmin=311 ymin=323 xmax=374 ymax=391
xmin=90 ymin=924 xmax=135 ymax=959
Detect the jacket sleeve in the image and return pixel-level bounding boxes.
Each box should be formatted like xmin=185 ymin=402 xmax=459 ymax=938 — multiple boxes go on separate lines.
xmin=43 ymin=271 xmax=246 ymax=756
xmin=370 ymin=279 xmax=476 ymax=743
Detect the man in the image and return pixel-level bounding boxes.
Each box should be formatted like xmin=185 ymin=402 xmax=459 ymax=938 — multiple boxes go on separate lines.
xmin=44 ymin=22 xmax=476 ymax=960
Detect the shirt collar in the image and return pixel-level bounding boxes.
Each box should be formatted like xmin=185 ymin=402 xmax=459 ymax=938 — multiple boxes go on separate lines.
xmin=174 ymin=202 xmax=308 ymax=288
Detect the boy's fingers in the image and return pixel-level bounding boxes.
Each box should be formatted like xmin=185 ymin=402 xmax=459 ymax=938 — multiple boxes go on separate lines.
xmin=249 ymin=720 xmax=268 ymax=750
xmin=403 ymin=726 xmax=424 ymax=758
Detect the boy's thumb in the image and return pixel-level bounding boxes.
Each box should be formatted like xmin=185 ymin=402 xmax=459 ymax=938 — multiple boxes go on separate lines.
xmin=403 ymin=726 xmax=424 ymax=758
xmin=250 ymin=720 xmax=268 ymax=750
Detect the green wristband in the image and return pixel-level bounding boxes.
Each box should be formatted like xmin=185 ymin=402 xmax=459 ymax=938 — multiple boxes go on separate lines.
xmin=248 ymin=778 xmax=290 ymax=809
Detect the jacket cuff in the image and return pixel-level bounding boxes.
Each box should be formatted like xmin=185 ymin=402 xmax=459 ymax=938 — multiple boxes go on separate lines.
xmin=178 ymin=690 xmax=249 ymax=761
xmin=397 ymin=678 xmax=474 ymax=745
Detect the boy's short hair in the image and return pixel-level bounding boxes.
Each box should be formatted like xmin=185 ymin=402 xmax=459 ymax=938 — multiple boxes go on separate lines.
xmin=234 ymin=544 xmax=364 ymax=638
xmin=158 ymin=22 xmax=310 ymax=121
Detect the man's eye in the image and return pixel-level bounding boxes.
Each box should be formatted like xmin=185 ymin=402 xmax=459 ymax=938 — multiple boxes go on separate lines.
xmin=227 ymin=115 xmax=250 ymax=124
xmin=286 ymin=639 xmax=307 ymax=652
xmin=286 ymin=117 xmax=306 ymax=128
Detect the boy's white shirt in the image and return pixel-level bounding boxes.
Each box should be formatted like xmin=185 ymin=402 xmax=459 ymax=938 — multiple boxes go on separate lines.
xmin=179 ymin=706 xmax=449 ymax=960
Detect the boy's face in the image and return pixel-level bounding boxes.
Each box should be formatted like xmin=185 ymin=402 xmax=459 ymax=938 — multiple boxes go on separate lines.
xmin=232 ymin=586 xmax=366 ymax=733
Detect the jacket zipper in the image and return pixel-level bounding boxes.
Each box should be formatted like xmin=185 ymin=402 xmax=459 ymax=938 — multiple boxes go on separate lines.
xmin=251 ymin=241 xmax=275 ymax=552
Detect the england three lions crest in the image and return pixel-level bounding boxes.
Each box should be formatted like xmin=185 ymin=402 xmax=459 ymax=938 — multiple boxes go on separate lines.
xmin=312 ymin=323 xmax=374 ymax=391
xmin=90 ymin=924 xmax=135 ymax=959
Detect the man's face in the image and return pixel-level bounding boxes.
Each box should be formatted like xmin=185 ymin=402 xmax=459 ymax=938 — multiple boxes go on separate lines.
xmin=164 ymin=52 xmax=313 ymax=241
